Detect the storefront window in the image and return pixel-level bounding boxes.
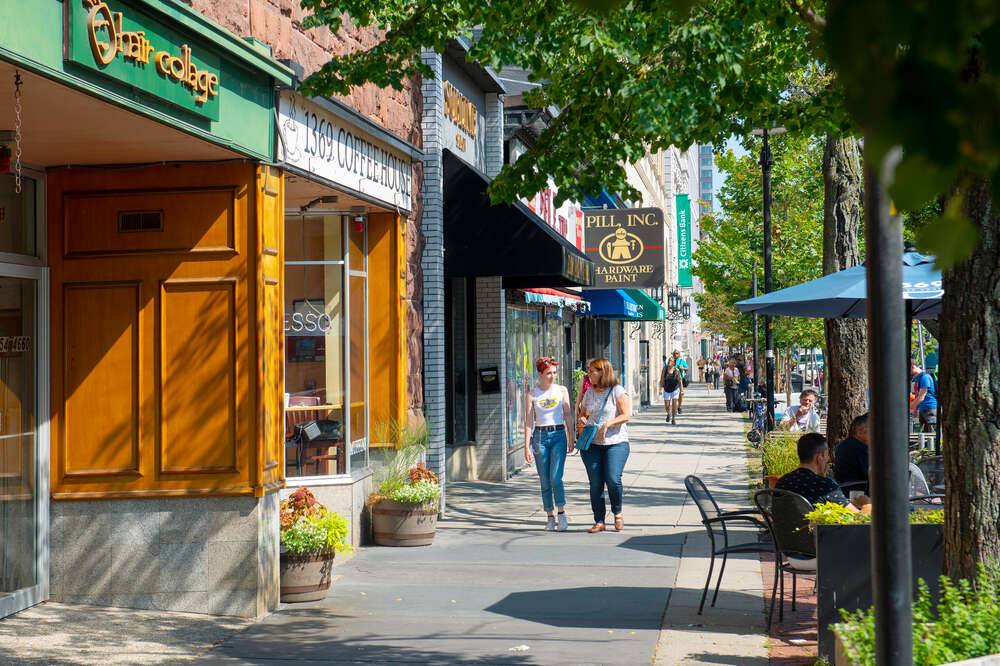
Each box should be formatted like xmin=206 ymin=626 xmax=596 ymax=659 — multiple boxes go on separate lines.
xmin=284 ymin=215 xmax=368 ymax=477
xmin=506 ymin=307 xmax=549 ymax=451
xmin=0 ymin=176 xmax=36 ymax=258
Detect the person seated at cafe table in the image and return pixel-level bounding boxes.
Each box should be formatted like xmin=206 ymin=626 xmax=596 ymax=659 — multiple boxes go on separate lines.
xmin=775 ymin=433 xmax=852 ymax=506
xmin=780 ymin=388 xmax=822 ymax=433
xmin=833 ymin=412 xmax=870 ymax=495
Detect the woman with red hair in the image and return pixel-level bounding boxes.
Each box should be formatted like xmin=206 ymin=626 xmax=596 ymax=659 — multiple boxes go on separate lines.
xmin=524 ymin=356 xmax=575 ymax=531
xmin=576 ymin=358 xmax=631 ymax=532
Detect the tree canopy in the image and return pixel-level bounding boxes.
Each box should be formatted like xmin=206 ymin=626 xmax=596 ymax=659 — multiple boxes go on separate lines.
xmin=693 ymin=133 xmax=825 ymax=350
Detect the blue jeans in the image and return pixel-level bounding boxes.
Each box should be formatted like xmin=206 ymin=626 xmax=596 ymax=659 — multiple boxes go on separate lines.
xmin=531 ymin=428 xmax=568 ymax=511
xmin=580 ymin=441 xmax=630 ymax=523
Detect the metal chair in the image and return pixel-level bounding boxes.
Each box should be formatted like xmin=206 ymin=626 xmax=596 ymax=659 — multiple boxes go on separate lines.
xmin=908 ymin=462 xmax=944 ymax=504
xmin=684 ymin=474 xmax=770 ymax=614
xmin=753 ymin=488 xmax=817 ymax=631
xmin=916 ymin=455 xmax=944 ymax=492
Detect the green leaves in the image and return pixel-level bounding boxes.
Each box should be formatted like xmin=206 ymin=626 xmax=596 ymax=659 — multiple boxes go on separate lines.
xmin=891 ymin=155 xmax=958 ymax=212
xmin=915 ymin=198 xmax=980 ymax=271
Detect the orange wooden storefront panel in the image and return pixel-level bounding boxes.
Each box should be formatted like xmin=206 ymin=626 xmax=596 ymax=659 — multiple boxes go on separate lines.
xmin=158 ymin=279 xmax=239 ymax=475
xmin=62 ymin=282 xmax=141 ymax=478
xmin=255 ymin=166 xmax=284 ymax=493
xmin=49 ymin=163 xmax=284 ymax=499
xmin=63 ymin=188 xmax=237 ymax=257
xmin=367 ymin=213 xmax=406 ymax=430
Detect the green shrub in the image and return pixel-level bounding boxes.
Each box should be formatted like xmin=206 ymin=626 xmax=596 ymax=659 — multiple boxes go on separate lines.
xmin=835 ymin=563 xmax=1000 ymax=665
xmin=805 ymin=501 xmax=944 ymax=525
xmin=762 ymin=431 xmax=800 ymax=477
xmin=279 ymin=488 xmax=353 ymax=556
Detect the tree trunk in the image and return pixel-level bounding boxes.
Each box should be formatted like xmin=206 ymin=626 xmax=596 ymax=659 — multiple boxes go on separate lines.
xmin=822 ymin=135 xmax=869 ymax=445
xmin=941 ymin=176 xmax=1000 ymax=580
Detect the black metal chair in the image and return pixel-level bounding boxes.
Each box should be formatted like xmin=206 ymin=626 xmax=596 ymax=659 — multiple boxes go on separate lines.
xmin=916 ymin=455 xmax=944 ymax=492
xmin=908 ymin=462 xmax=944 ymax=504
xmin=753 ymin=488 xmax=817 ymax=631
xmin=684 ymin=474 xmax=770 ymax=614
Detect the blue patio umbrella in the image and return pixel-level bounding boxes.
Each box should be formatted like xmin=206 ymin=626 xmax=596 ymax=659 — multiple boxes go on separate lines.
xmin=735 ymin=252 xmax=942 ymax=319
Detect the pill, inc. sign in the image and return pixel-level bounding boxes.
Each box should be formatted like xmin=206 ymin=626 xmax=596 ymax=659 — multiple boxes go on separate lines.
xmin=583 ymin=208 xmax=665 ymax=288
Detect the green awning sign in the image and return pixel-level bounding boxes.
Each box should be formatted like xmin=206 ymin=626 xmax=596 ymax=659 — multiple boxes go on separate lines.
xmin=675 ymin=194 xmax=693 ymax=287
xmin=66 ymin=0 xmax=222 ymax=120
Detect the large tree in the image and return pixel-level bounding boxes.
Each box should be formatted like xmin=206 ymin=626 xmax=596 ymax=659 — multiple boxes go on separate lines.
xmin=823 ymin=0 xmax=1000 ymax=580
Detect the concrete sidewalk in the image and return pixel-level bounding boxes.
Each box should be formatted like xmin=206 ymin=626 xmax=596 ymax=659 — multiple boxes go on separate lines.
xmin=0 ymin=384 xmax=768 ymax=665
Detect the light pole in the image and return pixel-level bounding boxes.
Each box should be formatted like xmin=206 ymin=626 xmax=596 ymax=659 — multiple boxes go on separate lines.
xmin=752 ymin=124 xmax=785 ymax=430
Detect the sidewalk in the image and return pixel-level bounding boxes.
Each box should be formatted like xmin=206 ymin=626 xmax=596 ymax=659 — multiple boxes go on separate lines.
xmin=0 ymin=384 xmax=769 ymax=665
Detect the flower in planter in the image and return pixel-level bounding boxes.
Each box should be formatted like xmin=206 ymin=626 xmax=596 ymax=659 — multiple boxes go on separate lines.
xmin=280 ymin=488 xmax=353 ymax=556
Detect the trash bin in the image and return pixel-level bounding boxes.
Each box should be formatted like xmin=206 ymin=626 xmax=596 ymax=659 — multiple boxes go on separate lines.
xmin=790 ymin=373 xmax=804 ymax=393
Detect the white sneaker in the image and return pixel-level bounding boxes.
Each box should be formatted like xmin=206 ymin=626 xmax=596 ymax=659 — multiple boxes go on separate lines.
xmin=557 ymin=513 xmax=568 ymax=531
xmin=545 ymin=516 xmax=556 ymax=531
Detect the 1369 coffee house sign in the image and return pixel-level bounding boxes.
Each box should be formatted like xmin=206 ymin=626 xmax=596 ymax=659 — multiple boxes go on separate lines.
xmin=277 ymin=91 xmax=413 ymax=212
xmin=584 ymin=208 xmax=665 ymax=288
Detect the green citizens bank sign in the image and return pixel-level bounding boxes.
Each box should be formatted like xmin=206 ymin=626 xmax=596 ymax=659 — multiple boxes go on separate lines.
xmin=675 ymin=194 xmax=693 ymax=287
xmin=65 ymin=0 xmax=221 ymax=120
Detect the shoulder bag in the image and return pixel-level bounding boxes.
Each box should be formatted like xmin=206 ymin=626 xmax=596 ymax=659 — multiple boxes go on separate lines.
xmin=576 ymin=387 xmax=615 ymax=451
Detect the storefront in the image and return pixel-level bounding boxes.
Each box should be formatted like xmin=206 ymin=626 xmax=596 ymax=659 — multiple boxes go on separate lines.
xmin=0 ymin=0 xmax=291 ymax=618
xmin=275 ymin=88 xmax=417 ymax=545
xmin=422 ymin=41 xmax=593 ymax=484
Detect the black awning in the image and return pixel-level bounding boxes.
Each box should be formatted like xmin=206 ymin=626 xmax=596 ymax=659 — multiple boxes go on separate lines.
xmin=443 ymin=150 xmax=594 ymax=289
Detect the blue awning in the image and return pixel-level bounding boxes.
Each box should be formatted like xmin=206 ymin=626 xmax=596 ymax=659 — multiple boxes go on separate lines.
xmin=582 ymin=289 xmax=639 ymax=319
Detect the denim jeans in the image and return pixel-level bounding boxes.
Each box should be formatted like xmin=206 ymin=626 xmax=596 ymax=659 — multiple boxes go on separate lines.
xmin=579 ymin=441 xmax=630 ymax=523
xmin=531 ymin=428 xmax=568 ymax=511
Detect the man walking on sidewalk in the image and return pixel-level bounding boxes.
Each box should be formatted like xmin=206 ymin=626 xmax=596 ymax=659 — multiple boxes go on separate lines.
xmin=723 ymin=359 xmax=740 ymax=412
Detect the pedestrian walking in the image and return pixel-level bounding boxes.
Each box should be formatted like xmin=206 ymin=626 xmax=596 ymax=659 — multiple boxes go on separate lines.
xmin=723 ymin=360 xmax=740 ymax=412
xmin=705 ymin=360 xmax=715 ymax=394
xmin=909 ymin=361 xmax=938 ymax=433
xmin=672 ymin=349 xmax=688 ymax=414
xmin=660 ymin=358 xmax=682 ymax=424
xmin=524 ymin=356 xmax=575 ymax=531
xmin=576 ymin=358 xmax=631 ymax=533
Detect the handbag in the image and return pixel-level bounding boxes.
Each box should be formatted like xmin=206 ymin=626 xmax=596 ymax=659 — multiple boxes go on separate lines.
xmin=682 ymin=376 xmax=690 ymax=388
xmin=576 ymin=387 xmax=614 ymax=451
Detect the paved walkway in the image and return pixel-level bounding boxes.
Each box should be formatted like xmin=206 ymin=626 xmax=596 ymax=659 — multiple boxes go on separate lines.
xmin=0 ymin=385 xmax=769 ymax=665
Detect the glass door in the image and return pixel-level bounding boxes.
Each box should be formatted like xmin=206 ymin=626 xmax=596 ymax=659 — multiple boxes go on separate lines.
xmin=0 ymin=170 xmax=48 ymax=619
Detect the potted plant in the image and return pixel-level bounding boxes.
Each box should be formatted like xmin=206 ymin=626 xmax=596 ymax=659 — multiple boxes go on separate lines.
xmin=806 ymin=502 xmax=945 ymax=661
xmin=368 ymin=426 xmax=440 ymax=546
xmin=279 ymin=487 xmax=353 ymax=602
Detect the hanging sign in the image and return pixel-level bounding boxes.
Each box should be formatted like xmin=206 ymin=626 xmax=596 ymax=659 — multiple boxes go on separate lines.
xmin=675 ymin=194 xmax=693 ymax=287
xmin=64 ymin=0 xmax=222 ymax=120
xmin=277 ymin=91 xmax=413 ymax=212
xmin=583 ymin=208 xmax=664 ymax=288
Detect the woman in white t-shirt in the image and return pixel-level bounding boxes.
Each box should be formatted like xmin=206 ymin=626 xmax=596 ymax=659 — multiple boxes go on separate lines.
xmin=576 ymin=358 xmax=631 ymax=533
xmin=524 ymin=356 xmax=575 ymax=531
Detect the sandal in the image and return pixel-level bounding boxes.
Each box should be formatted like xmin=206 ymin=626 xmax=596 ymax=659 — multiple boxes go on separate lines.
xmin=614 ymin=514 xmax=624 ymax=531
xmin=588 ymin=523 xmax=606 ymax=533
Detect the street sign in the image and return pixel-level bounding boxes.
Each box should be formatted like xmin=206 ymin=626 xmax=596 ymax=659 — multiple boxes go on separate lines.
xmin=583 ymin=207 xmax=664 ymax=288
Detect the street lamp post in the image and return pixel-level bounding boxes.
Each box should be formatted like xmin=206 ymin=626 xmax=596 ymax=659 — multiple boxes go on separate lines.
xmin=752 ymin=124 xmax=785 ymax=430
xmin=752 ymin=268 xmax=759 ymax=391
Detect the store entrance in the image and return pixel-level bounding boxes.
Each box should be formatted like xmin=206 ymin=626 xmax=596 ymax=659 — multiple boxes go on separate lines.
xmin=0 ymin=173 xmax=46 ymax=619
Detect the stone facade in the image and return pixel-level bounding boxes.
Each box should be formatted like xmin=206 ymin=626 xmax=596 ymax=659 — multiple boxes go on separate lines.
xmin=50 ymin=495 xmax=279 ymax=617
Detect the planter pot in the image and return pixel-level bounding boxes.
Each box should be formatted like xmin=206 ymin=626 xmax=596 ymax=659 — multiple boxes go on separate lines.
xmin=279 ymin=551 xmax=336 ymax=603
xmin=816 ymin=523 xmax=943 ymax=662
xmin=834 ymin=631 xmax=1000 ymax=666
xmin=764 ymin=474 xmax=780 ymax=488
xmin=372 ymin=498 xmax=438 ymax=546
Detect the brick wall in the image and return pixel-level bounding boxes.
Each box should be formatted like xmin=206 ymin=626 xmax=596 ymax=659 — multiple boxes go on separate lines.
xmin=420 ymin=49 xmax=446 ymax=499
xmin=474 ymin=277 xmax=507 ymax=481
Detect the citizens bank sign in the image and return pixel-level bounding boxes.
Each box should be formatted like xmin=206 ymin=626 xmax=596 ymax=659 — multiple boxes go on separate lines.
xmin=277 ymin=91 xmax=413 ymax=212
xmin=584 ymin=208 xmax=665 ymax=288
xmin=65 ymin=0 xmax=222 ymax=119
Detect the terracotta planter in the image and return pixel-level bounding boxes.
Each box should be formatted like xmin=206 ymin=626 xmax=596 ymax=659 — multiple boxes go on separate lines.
xmin=764 ymin=474 xmax=780 ymax=488
xmin=372 ymin=498 xmax=438 ymax=546
xmin=279 ymin=551 xmax=335 ymax=603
